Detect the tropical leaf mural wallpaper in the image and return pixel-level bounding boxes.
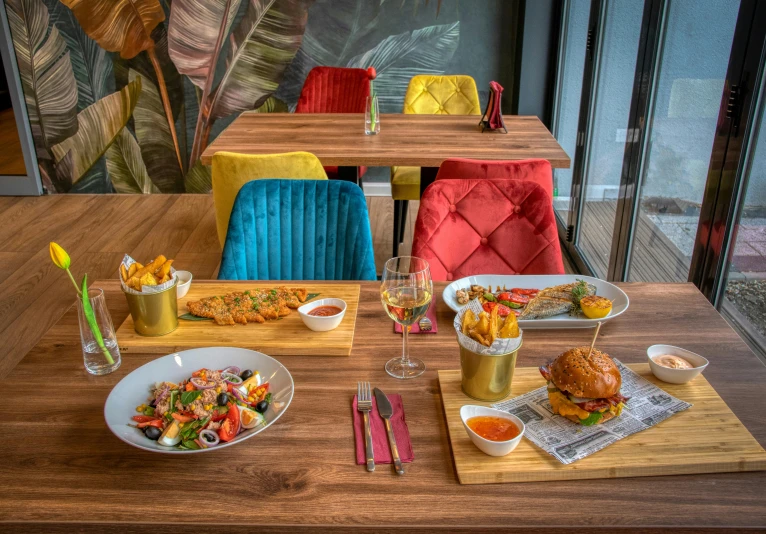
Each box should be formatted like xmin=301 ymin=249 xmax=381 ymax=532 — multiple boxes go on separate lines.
xmin=5 ymin=0 xmax=468 ymax=194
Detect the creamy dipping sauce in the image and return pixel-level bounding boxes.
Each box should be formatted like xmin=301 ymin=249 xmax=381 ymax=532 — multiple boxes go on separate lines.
xmin=654 ymin=354 xmax=694 ymax=369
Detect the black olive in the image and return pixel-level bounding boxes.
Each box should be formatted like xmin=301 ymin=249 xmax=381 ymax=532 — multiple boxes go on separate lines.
xmin=240 ymin=369 xmax=254 ymax=381
xmin=144 ymin=426 xmax=162 ymax=440
xmin=217 ymin=392 xmax=229 ymax=406
xmin=255 ymin=400 xmax=268 ymax=413
xmin=149 ymin=399 xmax=157 ymax=408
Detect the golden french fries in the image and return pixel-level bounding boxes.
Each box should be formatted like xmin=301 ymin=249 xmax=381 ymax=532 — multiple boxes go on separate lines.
xmin=499 ymin=312 xmax=520 ymax=338
xmin=461 ymin=309 xmax=477 ymax=335
xmin=488 ymin=305 xmax=500 ymax=346
xmin=473 ymin=313 xmax=490 ymax=336
xmin=122 ymin=254 xmax=175 ymax=292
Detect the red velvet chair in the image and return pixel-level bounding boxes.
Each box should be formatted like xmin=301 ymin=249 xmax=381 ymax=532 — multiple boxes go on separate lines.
xmin=411 ymin=173 xmax=564 ymax=281
xmin=434 ymin=158 xmax=554 ymax=197
xmin=295 ymin=67 xmax=371 ymax=180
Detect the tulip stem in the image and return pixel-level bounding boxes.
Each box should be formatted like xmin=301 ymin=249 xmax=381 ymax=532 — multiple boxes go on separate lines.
xmin=67 ymin=269 xmax=82 ymax=296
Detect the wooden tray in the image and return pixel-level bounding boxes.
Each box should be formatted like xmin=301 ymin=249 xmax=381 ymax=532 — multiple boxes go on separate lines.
xmin=438 ymin=364 xmax=766 ymax=484
xmin=116 ymin=282 xmax=360 ymax=356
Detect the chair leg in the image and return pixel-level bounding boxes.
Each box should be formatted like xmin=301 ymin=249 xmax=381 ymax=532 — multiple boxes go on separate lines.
xmin=337 ymin=166 xmax=359 ymax=185
xmin=398 ymin=199 xmax=409 ymax=247
xmin=393 ymin=199 xmax=402 ymax=258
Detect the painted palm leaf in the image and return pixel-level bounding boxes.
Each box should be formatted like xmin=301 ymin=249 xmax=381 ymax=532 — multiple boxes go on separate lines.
xmin=184 ymin=160 xmax=212 ymax=194
xmin=130 ymin=69 xmax=183 ymax=192
xmin=59 ymin=0 xmax=165 ymax=59
xmin=347 ymin=21 xmax=459 ymax=112
xmin=6 ymin=0 xmax=78 ymax=151
xmin=51 ymin=78 xmax=142 ymax=183
xmin=106 ymin=129 xmax=159 ymax=193
xmin=209 ymin=0 xmax=313 ymax=119
xmin=43 ymin=0 xmax=114 ymax=110
xmin=167 ymin=0 xmax=243 ymax=88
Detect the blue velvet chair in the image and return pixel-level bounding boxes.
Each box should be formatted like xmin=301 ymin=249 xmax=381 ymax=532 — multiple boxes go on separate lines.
xmin=219 ymin=179 xmax=377 ymax=281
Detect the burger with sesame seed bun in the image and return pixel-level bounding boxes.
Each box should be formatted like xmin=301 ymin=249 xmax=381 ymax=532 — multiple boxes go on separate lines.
xmin=539 ymin=346 xmax=629 ymax=426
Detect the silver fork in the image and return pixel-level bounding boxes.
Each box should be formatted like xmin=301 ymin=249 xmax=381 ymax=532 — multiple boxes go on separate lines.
xmin=357 ymin=381 xmax=375 ymax=472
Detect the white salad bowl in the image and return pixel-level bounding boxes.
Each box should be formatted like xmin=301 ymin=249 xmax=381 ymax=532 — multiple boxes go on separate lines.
xmin=104 ymin=347 xmax=294 ymax=454
xmin=460 ymin=405 xmax=526 ymax=457
xmin=175 ymin=270 xmax=193 ymax=299
xmin=298 ymin=298 xmax=347 ymax=332
xmin=647 ymin=344 xmax=708 ymax=384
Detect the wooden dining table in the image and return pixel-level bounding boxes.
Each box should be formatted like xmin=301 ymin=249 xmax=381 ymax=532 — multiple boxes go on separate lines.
xmin=2 ymin=281 xmax=765 ymax=532
xmin=201 ymin=113 xmax=570 ymax=194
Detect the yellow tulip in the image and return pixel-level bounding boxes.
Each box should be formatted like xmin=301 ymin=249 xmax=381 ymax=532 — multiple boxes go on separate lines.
xmin=50 ymin=242 xmax=81 ymax=295
xmin=49 ymin=242 xmax=70 ymax=270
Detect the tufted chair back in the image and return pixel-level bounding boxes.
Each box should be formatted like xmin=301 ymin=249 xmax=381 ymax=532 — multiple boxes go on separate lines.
xmin=411 ymin=179 xmax=564 ymax=281
xmin=435 ymin=158 xmax=554 ymax=198
xmin=403 ymin=75 xmax=481 ymax=115
xmin=295 ymin=67 xmax=371 ymax=113
xmin=219 ymin=180 xmax=377 ymax=281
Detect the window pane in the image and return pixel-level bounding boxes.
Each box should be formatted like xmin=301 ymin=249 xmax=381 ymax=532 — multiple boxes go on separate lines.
xmin=723 ymin=76 xmax=766 ymax=353
xmin=576 ymin=0 xmax=644 ymax=278
xmin=627 ymin=0 xmax=740 ymax=281
xmin=552 ymin=0 xmax=590 ymax=222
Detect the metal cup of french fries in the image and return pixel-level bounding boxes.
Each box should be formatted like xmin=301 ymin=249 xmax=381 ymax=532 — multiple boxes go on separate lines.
xmin=120 ymin=254 xmax=179 ymax=337
xmin=454 ymin=299 xmax=523 ymax=402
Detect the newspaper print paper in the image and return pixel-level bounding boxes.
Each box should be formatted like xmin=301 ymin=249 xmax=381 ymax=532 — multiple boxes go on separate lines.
xmin=492 ymin=360 xmax=692 ymax=464
xmin=120 ymin=254 xmax=177 ymax=295
xmin=453 ymin=298 xmax=522 ymax=355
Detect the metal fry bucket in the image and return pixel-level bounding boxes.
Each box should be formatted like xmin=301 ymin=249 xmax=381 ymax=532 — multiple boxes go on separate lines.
xmin=122 ymin=280 xmax=178 ymax=336
xmin=460 ymin=341 xmax=521 ymax=402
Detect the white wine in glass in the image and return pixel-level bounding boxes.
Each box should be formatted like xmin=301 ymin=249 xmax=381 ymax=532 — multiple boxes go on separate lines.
xmin=380 ymin=256 xmax=433 ymax=379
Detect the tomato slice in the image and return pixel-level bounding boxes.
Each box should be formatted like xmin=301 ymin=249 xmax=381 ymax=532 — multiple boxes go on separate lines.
xmin=137 ymin=420 xmax=164 ymax=429
xmin=511 ymin=288 xmax=538 ymax=296
xmin=482 ymin=301 xmax=510 ymax=317
xmin=132 ymin=415 xmax=158 ymax=423
xmin=218 ymin=402 xmax=241 ymax=442
xmin=171 ymin=413 xmax=196 ymax=423
xmin=509 ymin=293 xmax=530 ymax=305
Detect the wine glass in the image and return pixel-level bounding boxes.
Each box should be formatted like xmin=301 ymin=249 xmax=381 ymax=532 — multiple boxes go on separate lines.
xmin=380 ymin=256 xmax=433 ymax=379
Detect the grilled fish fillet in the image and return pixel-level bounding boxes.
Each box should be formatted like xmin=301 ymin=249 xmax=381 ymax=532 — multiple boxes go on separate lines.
xmin=519 ymin=283 xmax=596 ymax=319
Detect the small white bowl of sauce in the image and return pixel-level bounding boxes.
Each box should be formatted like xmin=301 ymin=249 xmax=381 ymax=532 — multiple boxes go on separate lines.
xmin=647 ymin=344 xmax=708 ymax=384
xmin=460 ymin=405 xmax=525 ymax=457
xmin=298 ymin=298 xmax=346 ymax=332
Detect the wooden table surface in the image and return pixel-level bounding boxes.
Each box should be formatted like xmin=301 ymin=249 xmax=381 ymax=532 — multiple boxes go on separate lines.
xmin=201 ymin=113 xmax=571 ymax=168
xmin=2 ymin=281 xmax=765 ymax=532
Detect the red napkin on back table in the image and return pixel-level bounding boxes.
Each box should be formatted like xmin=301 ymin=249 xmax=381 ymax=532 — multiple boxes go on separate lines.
xmin=394 ymin=300 xmax=438 ymax=334
xmin=352 ymin=394 xmax=414 ymax=465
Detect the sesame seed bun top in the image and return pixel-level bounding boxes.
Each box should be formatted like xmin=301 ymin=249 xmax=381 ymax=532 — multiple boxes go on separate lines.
xmin=550 ymin=346 xmax=621 ymax=399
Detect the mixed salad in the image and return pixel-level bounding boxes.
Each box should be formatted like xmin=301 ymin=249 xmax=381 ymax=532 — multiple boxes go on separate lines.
xmin=131 ymin=366 xmax=272 ymax=450
xmin=456 ymin=285 xmax=539 ymax=317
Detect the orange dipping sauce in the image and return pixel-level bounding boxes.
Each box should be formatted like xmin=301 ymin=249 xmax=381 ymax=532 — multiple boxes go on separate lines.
xmin=308 ymin=305 xmax=343 ymax=317
xmin=467 ymin=416 xmax=520 ymax=442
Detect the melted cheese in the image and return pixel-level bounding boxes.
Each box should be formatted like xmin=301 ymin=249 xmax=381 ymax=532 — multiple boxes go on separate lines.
xmin=549 ymin=391 xmax=591 ymax=420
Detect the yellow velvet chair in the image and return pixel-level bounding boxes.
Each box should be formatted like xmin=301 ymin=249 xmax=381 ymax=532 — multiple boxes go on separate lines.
xmin=212 ymin=151 xmax=327 ymax=246
xmin=390 ymin=75 xmax=481 ymax=255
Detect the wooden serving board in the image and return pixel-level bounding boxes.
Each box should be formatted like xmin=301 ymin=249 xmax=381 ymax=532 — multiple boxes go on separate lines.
xmin=116 ymin=282 xmax=360 ymax=356
xmin=438 ymin=364 xmax=766 ymax=484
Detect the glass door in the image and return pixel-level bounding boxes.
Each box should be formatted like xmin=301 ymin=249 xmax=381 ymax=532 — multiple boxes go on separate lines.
xmin=574 ymin=0 xmax=645 ymax=278
xmin=626 ymin=0 xmax=741 ymax=282
xmin=551 ymin=0 xmax=591 ymax=225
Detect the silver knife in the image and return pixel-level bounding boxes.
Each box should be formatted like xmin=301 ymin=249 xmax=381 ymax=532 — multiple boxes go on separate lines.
xmin=373 ymin=387 xmax=405 ymax=475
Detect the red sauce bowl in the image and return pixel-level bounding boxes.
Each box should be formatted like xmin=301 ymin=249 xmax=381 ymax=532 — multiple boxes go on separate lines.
xmin=298 ymin=298 xmax=347 ymax=332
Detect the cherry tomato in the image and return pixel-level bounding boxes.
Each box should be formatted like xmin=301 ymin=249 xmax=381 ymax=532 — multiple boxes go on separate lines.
xmin=482 ymin=301 xmax=511 ymax=317
xmin=218 ymin=402 xmax=241 ymax=442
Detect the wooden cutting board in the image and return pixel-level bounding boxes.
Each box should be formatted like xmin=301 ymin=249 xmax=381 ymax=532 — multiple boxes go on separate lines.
xmin=438 ymin=364 xmax=766 ymax=484
xmin=116 ymin=282 xmax=360 ymax=356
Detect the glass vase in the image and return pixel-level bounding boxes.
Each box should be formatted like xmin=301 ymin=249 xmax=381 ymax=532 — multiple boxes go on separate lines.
xmin=365 ymin=95 xmax=380 ymax=135
xmin=76 ymin=288 xmax=121 ymax=375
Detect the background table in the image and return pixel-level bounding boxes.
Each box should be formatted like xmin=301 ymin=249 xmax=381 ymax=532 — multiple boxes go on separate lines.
xmin=201 ymin=113 xmax=570 ymax=193
xmin=2 ymin=281 xmax=765 ymax=532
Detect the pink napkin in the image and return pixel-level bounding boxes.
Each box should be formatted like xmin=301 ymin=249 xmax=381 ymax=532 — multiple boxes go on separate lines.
xmin=394 ymin=301 xmax=438 ymax=334
xmin=352 ymin=394 xmax=414 ymax=465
